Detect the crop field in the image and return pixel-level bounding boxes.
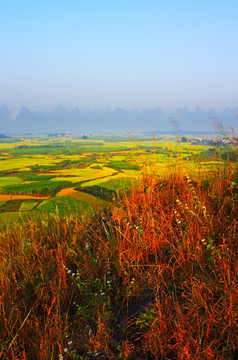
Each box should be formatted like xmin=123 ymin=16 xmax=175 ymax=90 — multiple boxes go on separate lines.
xmin=0 ymin=176 xmax=24 ymax=186
xmin=0 ymin=134 xmax=234 ymax=222
xmin=36 ymin=196 xmax=94 ymax=216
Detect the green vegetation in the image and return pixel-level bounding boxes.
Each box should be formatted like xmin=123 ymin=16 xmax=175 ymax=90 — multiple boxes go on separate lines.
xmin=90 ymin=164 xmax=103 ymax=169
xmin=0 ymin=176 xmax=23 ymax=187
xmin=0 ymin=200 xmax=23 ymax=212
xmin=108 ymin=160 xmax=140 ymax=170
xmin=79 ymin=185 xmax=117 ymax=201
xmin=30 ymin=164 xmax=61 ymax=171
xmin=0 ymin=180 xmax=72 ymax=196
xmin=18 ymin=173 xmax=56 ymax=181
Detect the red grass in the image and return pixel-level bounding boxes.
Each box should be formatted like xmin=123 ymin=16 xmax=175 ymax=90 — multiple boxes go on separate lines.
xmin=0 ymin=162 xmax=238 ymax=359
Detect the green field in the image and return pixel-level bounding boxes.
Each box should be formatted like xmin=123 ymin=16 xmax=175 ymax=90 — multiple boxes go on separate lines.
xmin=0 ymin=176 xmax=24 ymax=186
xmin=0 ymin=134 xmax=234 ymax=221
xmin=19 ymin=201 xmax=40 ymax=211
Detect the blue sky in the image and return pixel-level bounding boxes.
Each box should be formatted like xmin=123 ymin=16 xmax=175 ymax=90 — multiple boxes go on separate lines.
xmin=1 ymin=0 xmax=238 ymax=111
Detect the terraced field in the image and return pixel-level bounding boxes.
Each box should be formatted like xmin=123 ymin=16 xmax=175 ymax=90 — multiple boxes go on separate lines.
xmin=0 ymin=135 xmax=224 ymax=221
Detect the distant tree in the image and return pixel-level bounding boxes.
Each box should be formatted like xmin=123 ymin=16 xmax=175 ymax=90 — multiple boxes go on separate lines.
xmin=181 ymin=136 xmax=188 ymax=142
xmin=82 ymin=135 xmax=88 ymax=139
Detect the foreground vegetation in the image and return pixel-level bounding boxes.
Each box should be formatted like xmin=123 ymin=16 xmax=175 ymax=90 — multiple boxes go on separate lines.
xmin=0 ymin=132 xmax=237 ymax=359
xmin=0 ymin=158 xmax=238 ymax=359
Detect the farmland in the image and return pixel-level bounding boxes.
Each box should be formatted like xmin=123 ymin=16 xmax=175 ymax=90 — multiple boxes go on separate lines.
xmin=0 ymin=134 xmax=233 ymax=222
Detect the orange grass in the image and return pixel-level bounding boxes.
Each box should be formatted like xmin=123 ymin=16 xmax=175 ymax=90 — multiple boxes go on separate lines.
xmin=0 ymin=158 xmax=237 ymax=359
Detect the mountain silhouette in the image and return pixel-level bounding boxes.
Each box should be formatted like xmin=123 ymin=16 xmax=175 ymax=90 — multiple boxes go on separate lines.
xmin=0 ymin=105 xmax=237 ymax=134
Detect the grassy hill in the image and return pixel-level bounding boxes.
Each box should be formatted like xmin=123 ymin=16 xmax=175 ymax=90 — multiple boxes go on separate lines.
xmin=0 ymin=161 xmax=237 ymax=359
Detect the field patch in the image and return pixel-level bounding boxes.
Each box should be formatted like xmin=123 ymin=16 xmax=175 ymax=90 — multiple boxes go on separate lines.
xmin=37 ymin=196 xmax=95 ymax=216
xmin=0 ymin=200 xmax=23 ymax=212
xmin=108 ymin=160 xmax=140 ymax=170
xmin=80 ymin=170 xmax=140 ymax=188
xmin=19 ymin=201 xmax=40 ymax=212
xmin=0 ymin=201 xmax=7 ymax=207
xmin=0 ymin=194 xmax=49 ymax=202
xmin=19 ymin=173 xmax=56 ymax=181
xmin=79 ymin=185 xmax=116 ymax=201
xmin=0 ymin=176 xmax=24 ymax=187
xmin=0 ymin=155 xmax=57 ymax=171
xmin=50 ymin=166 xmax=117 ymax=179
xmin=56 ymin=187 xmax=105 ymax=209
xmin=50 ymin=176 xmax=83 ymax=184
xmin=0 ymin=180 xmax=72 ymax=196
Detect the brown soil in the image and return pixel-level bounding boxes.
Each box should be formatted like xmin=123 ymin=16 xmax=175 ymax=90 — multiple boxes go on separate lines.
xmin=0 ymin=195 xmax=49 ymax=201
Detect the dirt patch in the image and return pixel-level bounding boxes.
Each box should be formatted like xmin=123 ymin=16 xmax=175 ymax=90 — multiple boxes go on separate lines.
xmin=0 ymin=194 xmax=49 ymax=201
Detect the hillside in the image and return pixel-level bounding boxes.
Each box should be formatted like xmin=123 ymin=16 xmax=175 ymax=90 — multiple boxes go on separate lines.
xmin=0 ymin=162 xmax=237 ymax=359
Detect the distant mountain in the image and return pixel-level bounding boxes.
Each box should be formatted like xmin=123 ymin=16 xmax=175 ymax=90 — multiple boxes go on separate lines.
xmin=14 ymin=107 xmax=46 ymax=133
xmin=16 ymin=107 xmax=35 ymax=121
xmin=15 ymin=107 xmax=36 ymax=133
xmin=0 ymin=105 xmax=237 ymax=134
xmin=0 ymin=105 xmax=11 ymax=119
xmin=0 ymin=105 xmax=11 ymax=132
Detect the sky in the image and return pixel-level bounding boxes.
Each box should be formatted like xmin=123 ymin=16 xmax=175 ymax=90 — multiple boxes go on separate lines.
xmin=1 ymin=0 xmax=238 ymax=112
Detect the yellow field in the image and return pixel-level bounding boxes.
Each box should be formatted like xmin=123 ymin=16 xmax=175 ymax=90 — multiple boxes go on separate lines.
xmin=0 ymin=156 xmax=56 ymax=171
xmin=50 ymin=166 xmax=118 ymax=180
xmin=0 ymin=135 xmax=224 ymax=218
xmin=80 ymin=170 xmax=140 ymax=188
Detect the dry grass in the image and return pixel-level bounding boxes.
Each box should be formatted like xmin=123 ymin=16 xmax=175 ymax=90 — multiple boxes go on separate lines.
xmin=0 ymin=158 xmax=237 ymax=359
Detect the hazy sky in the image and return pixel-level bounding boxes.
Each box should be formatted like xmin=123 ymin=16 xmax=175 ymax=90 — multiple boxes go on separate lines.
xmin=1 ymin=0 xmax=238 ymax=111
